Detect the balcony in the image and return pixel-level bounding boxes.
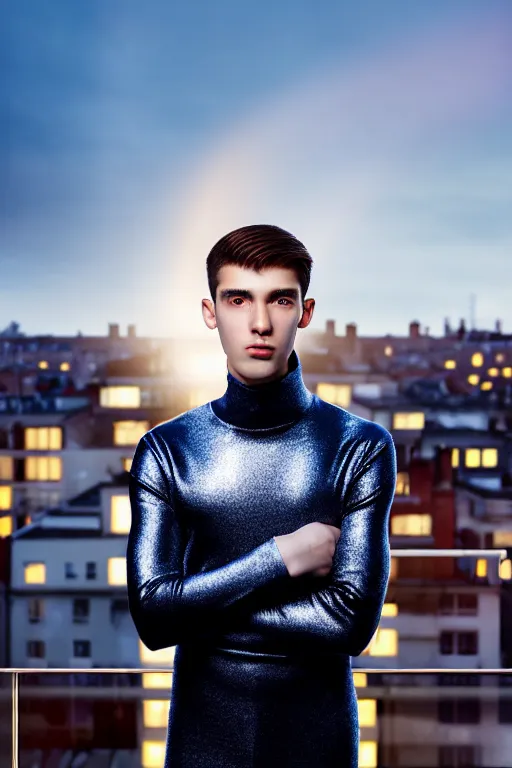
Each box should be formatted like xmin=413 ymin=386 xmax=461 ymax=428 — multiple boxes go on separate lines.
xmin=2 ymin=549 xmax=512 ymax=767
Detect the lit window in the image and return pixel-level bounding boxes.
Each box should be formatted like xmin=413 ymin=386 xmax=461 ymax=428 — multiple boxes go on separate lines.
xmin=444 ymin=360 xmax=456 ymax=369
xmin=451 ymin=448 xmax=460 ymax=468
xmin=389 ymin=557 xmax=398 ymax=581
xmin=381 ymin=603 xmax=398 ymax=617
xmin=503 ymin=367 xmax=512 ymax=378
xmin=0 ymin=516 xmax=12 ymax=537
xmin=0 ymin=457 xmax=13 ymax=480
xmin=465 ymin=449 xmax=480 ymax=468
xmin=392 ymin=412 xmax=425 ymax=430
xmin=25 ymin=427 xmax=62 ymax=450
xmin=24 ymin=563 xmax=46 ymax=584
xmin=25 ymin=456 xmax=62 ymax=481
xmin=496 ymin=353 xmax=505 ymax=363
xmin=480 ymin=382 xmax=492 ymax=391
xmin=384 ymin=346 xmax=393 ymax=357
xmin=111 ymin=495 xmax=131 ymax=534
xmin=38 ymin=361 xmax=49 ymax=369
xmin=353 ymin=672 xmax=367 ymax=688
xmin=395 ymin=472 xmax=410 ymax=495
xmin=143 ymin=673 xmax=173 ymax=689
xmin=471 ymin=352 xmax=483 ymax=367
xmin=60 ymin=362 xmax=70 ymax=371
xmin=465 ymin=448 xmax=497 ymax=468
xmin=316 ymin=383 xmax=352 ymax=408
xmin=494 ymin=531 xmax=512 ymax=547
xmin=140 ymin=640 xmax=176 ymax=665
xmin=362 ymin=628 xmax=398 ymax=656
xmin=391 ymin=514 xmax=432 ymax=536
xmin=499 ymin=559 xmax=512 ymax=580
xmin=488 ymin=368 xmax=499 ymax=377
xmin=123 ymin=457 xmax=133 ymax=472
xmin=358 ymin=699 xmax=377 ymax=727
xmin=359 ymin=741 xmax=377 ymax=768
xmin=0 ymin=486 xmax=12 ymax=510
xmin=467 ymin=374 xmax=479 ymax=385
xmin=142 ymin=741 xmax=166 ymax=768
xmin=108 ymin=557 xmax=127 ymax=585
xmin=113 ymin=421 xmax=149 ymax=446
xmin=143 ymin=700 xmax=170 ymax=728
xmin=482 ymin=448 xmax=498 ymax=467
xmin=100 ymin=386 xmax=141 ymax=408
xmin=476 ymin=559 xmax=487 ymax=578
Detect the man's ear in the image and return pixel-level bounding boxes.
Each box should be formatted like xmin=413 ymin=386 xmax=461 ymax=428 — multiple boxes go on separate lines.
xmin=202 ymin=298 xmax=217 ymax=330
xmin=298 ymin=298 xmax=315 ymax=329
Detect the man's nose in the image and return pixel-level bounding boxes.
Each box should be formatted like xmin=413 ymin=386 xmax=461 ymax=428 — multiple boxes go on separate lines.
xmin=250 ymin=302 xmax=272 ymax=333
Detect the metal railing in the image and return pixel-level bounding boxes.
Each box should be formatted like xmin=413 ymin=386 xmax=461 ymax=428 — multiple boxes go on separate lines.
xmin=3 ymin=548 xmax=510 ymax=768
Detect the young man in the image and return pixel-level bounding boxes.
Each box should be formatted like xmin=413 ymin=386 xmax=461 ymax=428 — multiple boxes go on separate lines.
xmin=127 ymin=224 xmax=396 ymax=767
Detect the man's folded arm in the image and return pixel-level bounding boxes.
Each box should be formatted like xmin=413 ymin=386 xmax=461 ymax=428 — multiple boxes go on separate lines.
xmin=223 ymin=430 xmax=397 ymax=656
xmin=126 ymin=433 xmax=289 ymax=651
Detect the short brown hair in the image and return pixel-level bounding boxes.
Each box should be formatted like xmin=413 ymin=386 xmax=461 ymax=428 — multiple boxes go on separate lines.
xmin=206 ymin=224 xmax=313 ymax=305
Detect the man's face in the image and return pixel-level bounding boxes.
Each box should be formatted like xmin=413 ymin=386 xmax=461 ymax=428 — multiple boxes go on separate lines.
xmin=202 ymin=264 xmax=315 ymax=385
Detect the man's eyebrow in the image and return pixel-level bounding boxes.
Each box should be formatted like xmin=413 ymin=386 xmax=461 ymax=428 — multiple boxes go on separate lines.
xmin=219 ymin=288 xmax=300 ymax=300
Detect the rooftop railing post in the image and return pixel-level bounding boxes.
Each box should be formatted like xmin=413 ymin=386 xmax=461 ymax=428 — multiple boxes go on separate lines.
xmin=12 ymin=670 xmax=19 ymax=768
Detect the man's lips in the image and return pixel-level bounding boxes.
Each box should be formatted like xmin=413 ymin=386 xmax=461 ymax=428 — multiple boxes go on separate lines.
xmin=246 ymin=345 xmax=275 ymax=357
xmin=246 ymin=344 xmax=275 ymax=350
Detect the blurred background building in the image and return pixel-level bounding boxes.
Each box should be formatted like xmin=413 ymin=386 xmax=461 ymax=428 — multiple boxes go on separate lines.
xmin=1 ymin=319 xmax=512 ymax=766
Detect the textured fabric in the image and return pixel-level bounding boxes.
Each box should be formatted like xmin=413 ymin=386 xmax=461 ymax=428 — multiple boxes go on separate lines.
xmin=127 ymin=349 xmax=397 ymax=767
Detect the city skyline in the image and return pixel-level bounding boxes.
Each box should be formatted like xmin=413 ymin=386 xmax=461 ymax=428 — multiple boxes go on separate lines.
xmin=2 ymin=0 xmax=511 ymax=339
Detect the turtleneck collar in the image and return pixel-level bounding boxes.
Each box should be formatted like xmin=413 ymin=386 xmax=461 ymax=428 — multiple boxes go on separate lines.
xmin=210 ymin=348 xmax=314 ymax=430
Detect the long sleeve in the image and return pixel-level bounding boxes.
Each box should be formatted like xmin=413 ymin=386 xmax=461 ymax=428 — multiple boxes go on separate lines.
xmin=222 ymin=430 xmax=397 ymax=656
xmin=126 ymin=432 xmax=289 ymax=651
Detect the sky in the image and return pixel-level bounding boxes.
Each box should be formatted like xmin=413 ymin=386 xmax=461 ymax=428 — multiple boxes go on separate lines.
xmin=2 ymin=0 xmax=512 ymax=340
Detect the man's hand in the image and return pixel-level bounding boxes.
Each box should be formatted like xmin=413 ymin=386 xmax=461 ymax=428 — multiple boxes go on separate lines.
xmin=273 ymin=522 xmax=341 ymax=578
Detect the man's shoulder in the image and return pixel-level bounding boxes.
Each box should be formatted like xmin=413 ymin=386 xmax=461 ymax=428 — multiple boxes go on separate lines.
xmin=145 ymin=403 xmax=211 ymax=445
xmin=313 ymin=396 xmax=393 ymax=447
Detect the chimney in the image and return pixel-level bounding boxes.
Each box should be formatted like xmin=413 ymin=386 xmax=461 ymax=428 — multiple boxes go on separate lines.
xmin=346 ymin=322 xmax=357 ymax=339
xmin=325 ymin=320 xmax=336 ymax=338
xmin=444 ymin=317 xmax=451 ymax=336
xmin=108 ymin=323 xmax=120 ymax=339
xmin=127 ymin=324 xmax=136 ymax=339
xmin=345 ymin=323 xmax=357 ymax=354
xmin=409 ymin=320 xmax=420 ymax=339
xmin=496 ymin=318 xmax=502 ymax=334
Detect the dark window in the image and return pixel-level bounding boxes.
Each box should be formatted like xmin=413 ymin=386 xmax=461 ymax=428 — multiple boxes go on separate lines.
xmin=458 ymin=594 xmax=478 ymax=615
xmin=111 ymin=597 xmax=129 ymax=627
xmin=27 ymin=640 xmax=45 ymax=659
xmin=28 ymin=598 xmax=44 ymax=624
xmin=438 ymin=673 xmax=480 ymax=687
xmin=458 ymin=632 xmax=478 ymax=655
xmin=65 ymin=562 xmax=77 ymax=579
xmin=440 ymin=631 xmax=454 ymax=654
xmin=438 ymin=698 xmax=480 ymax=724
xmin=439 ymin=744 xmax=479 ymax=767
xmin=86 ymin=561 xmax=96 ymax=580
xmin=499 ymin=697 xmax=512 ymax=723
xmin=73 ymin=598 xmax=90 ymax=623
xmin=73 ymin=640 xmax=91 ymax=658
xmin=439 ymin=593 xmax=455 ymax=614
xmin=438 ymin=699 xmax=455 ymax=723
